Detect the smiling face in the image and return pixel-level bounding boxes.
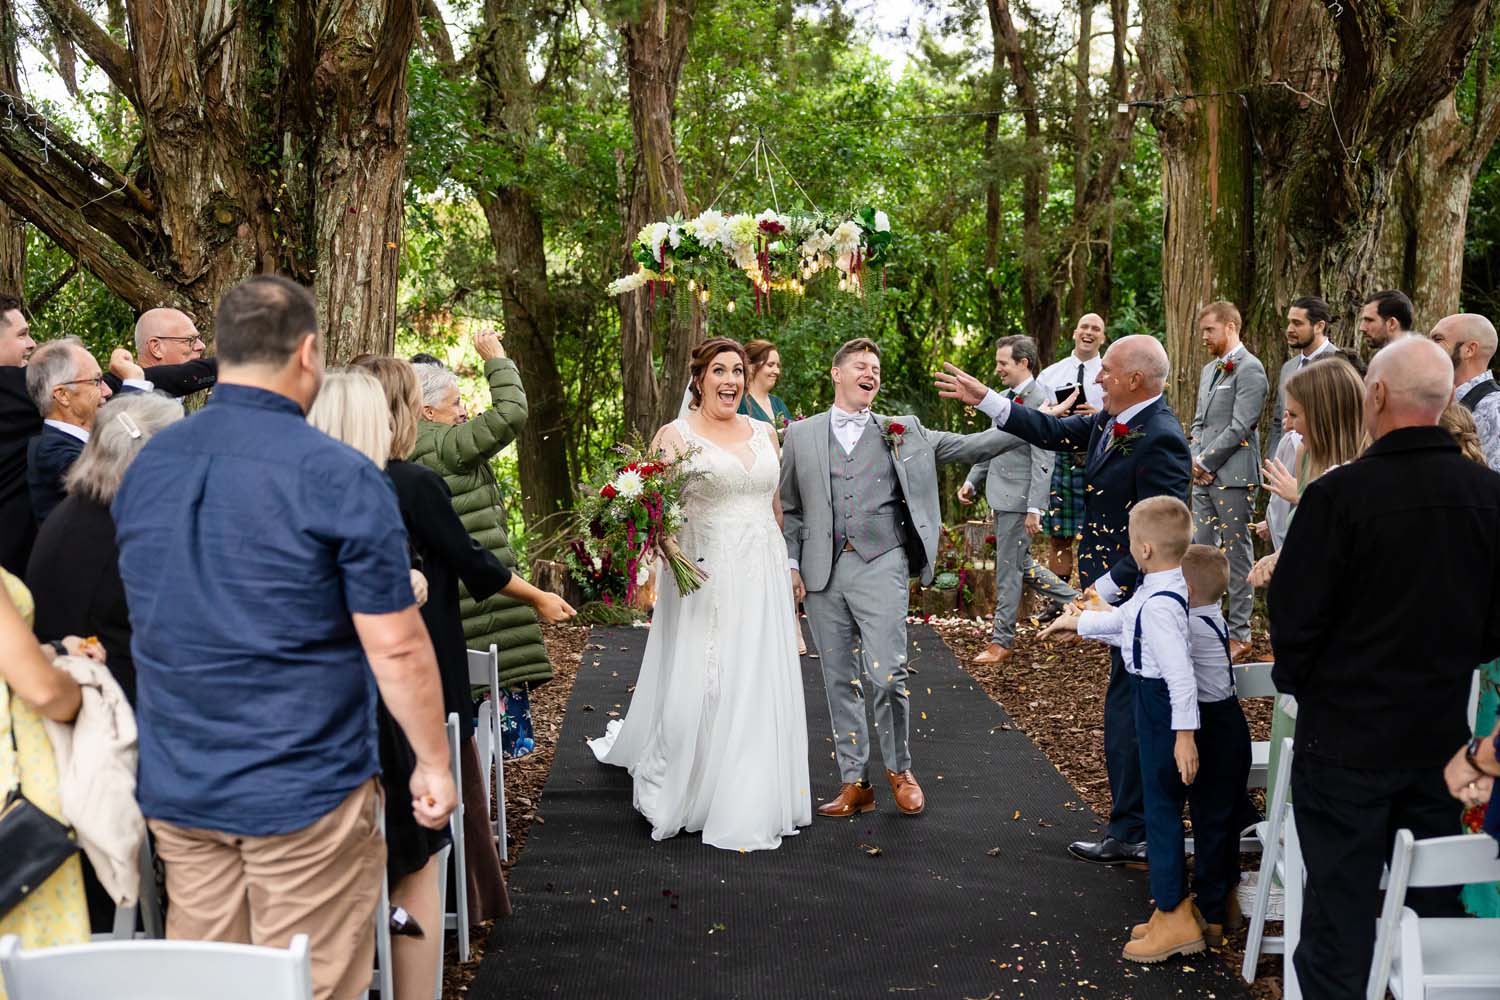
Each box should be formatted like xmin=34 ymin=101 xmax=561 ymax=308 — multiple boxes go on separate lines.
xmin=56 ymin=346 xmax=112 ymax=429
xmin=1073 ymin=313 xmax=1105 ymax=358
xmin=698 ymin=350 xmax=745 ymax=420
xmin=752 ymin=349 xmax=781 ymax=391
xmin=831 ymin=350 xmax=880 ymax=411
xmin=1094 ymin=343 xmax=1145 ymax=416
xmin=0 ymin=308 xmax=35 ymax=366
xmin=994 ymin=345 xmax=1030 ymax=389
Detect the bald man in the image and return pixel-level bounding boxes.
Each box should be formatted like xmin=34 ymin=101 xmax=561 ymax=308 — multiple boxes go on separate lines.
xmin=105 ymin=308 xmax=218 ymax=398
xmin=1033 ymin=313 xmax=1108 ymax=581
xmin=1269 ymin=335 xmax=1494 ymax=1000
xmin=938 ymin=333 xmax=1193 ymax=866
xmin=1431 ymin=313 xmax=1500 ymax=469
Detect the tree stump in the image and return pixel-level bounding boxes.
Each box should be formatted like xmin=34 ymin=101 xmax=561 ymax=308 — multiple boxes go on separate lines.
xmin=531 ymin=558 xmax=585 ymax=608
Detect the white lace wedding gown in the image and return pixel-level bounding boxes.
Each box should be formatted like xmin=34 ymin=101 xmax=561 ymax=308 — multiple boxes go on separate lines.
xmin=589 ymin=416 xmax=812 ymax=851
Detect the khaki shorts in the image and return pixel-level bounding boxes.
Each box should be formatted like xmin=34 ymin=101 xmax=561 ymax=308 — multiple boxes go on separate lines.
xmin=148 ymin=778 xmax=385 ymax=1000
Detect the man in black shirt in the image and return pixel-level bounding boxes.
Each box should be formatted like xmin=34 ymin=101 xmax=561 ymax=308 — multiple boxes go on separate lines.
xmin=1269 ymin=336 xmax=1500 ymax=1000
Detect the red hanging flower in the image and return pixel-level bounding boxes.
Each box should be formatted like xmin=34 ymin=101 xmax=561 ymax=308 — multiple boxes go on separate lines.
xmin=601 ymin=484 xmax=618 ymax=499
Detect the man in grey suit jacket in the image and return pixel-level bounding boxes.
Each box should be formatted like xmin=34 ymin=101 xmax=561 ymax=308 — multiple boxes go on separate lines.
xmin=1188 ymin=302 xmax=1268 ymax=654
xmin=781 ymin=337 xmax=1018 ymax=820
xmin=959 ymin=335 xmax=1077 ymax=663
xmin=1266 ymin=295 xmax=1340 ymax=458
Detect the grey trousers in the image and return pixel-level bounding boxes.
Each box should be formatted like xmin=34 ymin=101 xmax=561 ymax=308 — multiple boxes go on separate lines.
xmin=803 ymin=546 xmax=911 ymax=784
xmin=1191 ymin=484 xmax=1255 ymax=641
xmin=991 ymin=510 xmax=1077 ymax=646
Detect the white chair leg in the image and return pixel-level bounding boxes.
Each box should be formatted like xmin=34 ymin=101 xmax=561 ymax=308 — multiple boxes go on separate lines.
xmin=432 ymin=843 xmax=452 ymax=1000
xmin=1283 ymin=814 xmax=1304 ymax=1000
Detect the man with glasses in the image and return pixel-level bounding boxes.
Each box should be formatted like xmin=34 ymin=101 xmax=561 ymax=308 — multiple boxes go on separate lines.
xmin=26 ymin=336 xmax=112 ymax=522
xmin=105 ymin=308 xmax=218 ymax=398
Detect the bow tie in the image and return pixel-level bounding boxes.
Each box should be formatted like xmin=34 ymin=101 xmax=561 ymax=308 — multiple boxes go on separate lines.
xmin=832 ymin=409 xmax=871 ymax=431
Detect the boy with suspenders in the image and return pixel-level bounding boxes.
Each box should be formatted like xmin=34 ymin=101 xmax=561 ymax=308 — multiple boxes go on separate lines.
xmin=1043 ymin=496 xmax=1207 ymax=962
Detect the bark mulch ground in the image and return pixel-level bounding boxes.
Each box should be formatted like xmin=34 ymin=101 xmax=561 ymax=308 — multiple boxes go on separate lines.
xmin=444 ymin=613 xmax=1286 ymax=998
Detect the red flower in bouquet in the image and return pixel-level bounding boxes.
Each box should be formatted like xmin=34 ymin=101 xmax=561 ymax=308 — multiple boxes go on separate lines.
xmin=600 ymin=484 xmax=618 ymax=499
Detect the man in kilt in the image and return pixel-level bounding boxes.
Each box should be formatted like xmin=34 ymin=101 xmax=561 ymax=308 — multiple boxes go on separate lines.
xmin=1035 ymin=314 xmax=1107 ymax=583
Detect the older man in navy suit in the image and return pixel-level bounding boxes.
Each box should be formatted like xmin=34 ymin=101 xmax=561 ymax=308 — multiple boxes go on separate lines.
xmin=937 ymin=334 xmax=1193 ymax=865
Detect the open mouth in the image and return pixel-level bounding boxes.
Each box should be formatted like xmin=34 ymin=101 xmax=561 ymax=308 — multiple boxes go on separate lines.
xmin=716 ymin=387 xmax=738 ymax=404
xmin=856 ymin=378 xmax=876 ymax=392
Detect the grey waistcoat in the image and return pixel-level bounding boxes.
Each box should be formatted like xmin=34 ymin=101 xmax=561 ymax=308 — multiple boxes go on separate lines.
xmin=831 ymin=421 xmax=910 ymax=562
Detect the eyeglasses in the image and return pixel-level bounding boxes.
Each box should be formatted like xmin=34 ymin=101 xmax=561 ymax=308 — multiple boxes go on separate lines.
xmin=153 ymin=335 xmax=205 ymax=346
xmin=58 ymin=375 xmax=106 ymax=390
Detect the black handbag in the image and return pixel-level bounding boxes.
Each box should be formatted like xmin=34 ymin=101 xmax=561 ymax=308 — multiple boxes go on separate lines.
xmin=0 ymin=688 xmax=80 ymax=919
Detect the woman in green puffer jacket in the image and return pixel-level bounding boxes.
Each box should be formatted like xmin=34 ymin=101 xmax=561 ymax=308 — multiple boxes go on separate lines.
xmin=410 ymin=332 xmax=550 ymax=755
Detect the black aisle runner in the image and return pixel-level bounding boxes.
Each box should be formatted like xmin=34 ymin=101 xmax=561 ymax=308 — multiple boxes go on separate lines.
xmin=472 ymin=624 xmax=1249 ymax=999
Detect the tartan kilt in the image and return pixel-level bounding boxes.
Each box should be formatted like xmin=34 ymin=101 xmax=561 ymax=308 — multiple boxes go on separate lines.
xmin=1043 ymin=460 xmax=1086 ymax=539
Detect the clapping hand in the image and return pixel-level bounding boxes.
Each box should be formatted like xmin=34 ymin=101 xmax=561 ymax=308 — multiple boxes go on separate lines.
xmin=933 ymin=363 xmax=991 ymax=407
xmin=1040 ymin=389 xmax=1078 ymax=417
xmin=109 ymin=348 xmax=144 ymax=382
xmin=1262 ymin=457 xmax=1299 ymax=503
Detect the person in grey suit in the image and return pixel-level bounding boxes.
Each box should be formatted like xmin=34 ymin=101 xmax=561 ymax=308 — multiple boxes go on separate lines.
xmin=1266 ymin=295 xmax=1340 ymax=459
xmin=959 ymin=335 xmax=1077 ymax=663
xmin=781 ymin=337 xmax=1018 ymax=819
xmin=1188 ymin=302 xmax=1268 ymax=654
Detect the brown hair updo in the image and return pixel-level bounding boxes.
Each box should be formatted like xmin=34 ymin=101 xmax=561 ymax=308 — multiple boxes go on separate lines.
xmin=744 ymin=339 xmax=778 ymax=377
xmin=687 ymin=337 xmax=749 ymax=410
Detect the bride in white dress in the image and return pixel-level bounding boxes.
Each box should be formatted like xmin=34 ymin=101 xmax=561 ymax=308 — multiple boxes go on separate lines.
xmin=589 ymin=337 xmax=812 ymax=851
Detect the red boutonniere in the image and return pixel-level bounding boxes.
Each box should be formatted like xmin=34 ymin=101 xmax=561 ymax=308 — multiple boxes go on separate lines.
xmin=882 ymin=420 xmax=907 ymax=458
xmin=1109 ymin=421 xmax=1145 ymax=456
xmin=1216 ymin=358 xmax=1237 ymax=375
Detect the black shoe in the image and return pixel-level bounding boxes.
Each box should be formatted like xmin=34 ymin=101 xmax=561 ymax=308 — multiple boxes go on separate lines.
xmin=1034 ymin=602 xmax=1068 ymax=625
xmin=1067 ymin=836 xmax=1147 ymax=866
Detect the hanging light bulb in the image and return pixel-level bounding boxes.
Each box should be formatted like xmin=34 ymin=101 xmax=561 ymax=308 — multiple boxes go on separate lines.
xmin=726 ymin=300 xmax=736 ymax=313
xmin=700 ymin=287 xmax=711 ymax=303
xmin=838 ymin=278 xmax=848 ymax=292
xmin=688 ymin=278 xmax=697 ymax=292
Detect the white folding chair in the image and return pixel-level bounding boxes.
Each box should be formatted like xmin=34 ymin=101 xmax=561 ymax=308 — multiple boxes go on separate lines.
xmin=1234 ymin=661 xmax=1278 ymax=790
xmin=1367 ymin=829 xmax=1500 ymax=1000
xmin=1243 ymin=736 xmax=1296 ymax=983
xmin=429 ymin=842 xmax=453 ymax=1000
xmin=467 ymin=643 xmax=507 ymax=860
xmin=109 ymin=834 xmax=164 ymax=941
xmin=0 ymin=933 xmax=313 ymax=1000
xmin=442 ymin=711 xmax=471 ymax=963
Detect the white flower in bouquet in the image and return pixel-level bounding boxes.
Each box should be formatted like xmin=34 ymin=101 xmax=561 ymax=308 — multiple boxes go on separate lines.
xmin=637 ymin=221 xmax=671 ymax=263
xmin=666 ymin=501 xmax=684 ymax=526
xmin=836 ymin=250 xmax=853 ymax=274
xmin=612 ymin=469 xmax=645 ymax=499
xmin=873 ymin=210 xmax=891 ymax=233
xmin=832 ymin=219 xmax=862 ymax=255
xmin=635 ymin=564 xmax=651 ymax=587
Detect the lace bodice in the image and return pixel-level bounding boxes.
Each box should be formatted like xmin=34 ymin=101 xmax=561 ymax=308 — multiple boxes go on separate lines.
xmin=672 ymin=417 xmax=782 ymax=548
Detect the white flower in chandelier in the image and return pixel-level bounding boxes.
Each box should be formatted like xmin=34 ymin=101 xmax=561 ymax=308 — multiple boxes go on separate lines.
xmin=755 ymin=208 xmax=784 ymax=228
xmin=690 ymin=209 xmax=727 ymax=245
xmin=667 ymin=221 xmax=685 ymax=249
xmin=611 ymin=468 xmax=645 ymax=500
xmin=800 ymin=229 xmax=834 ymax=258
xmin=606 ymin=268 xmax=660 ymax=296
xmin=731 ymin=242 xmax=758 ymax=271
xmin=873 ymin=210 xmax=891 ymax=233
xmin=832 ymin=219 xmax=863 ymax=256
xmin=637 ymin=221 xmax=671 ymax=263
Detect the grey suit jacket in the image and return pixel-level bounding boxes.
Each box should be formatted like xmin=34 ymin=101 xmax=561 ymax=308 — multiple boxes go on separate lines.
xmin=963 ymin=379 xmax=1053 ymax=513
xmin=1189 ymin=347 xmax=1269 ymax=488
xmin=780 ymin=411 xmax=1019 ymax=590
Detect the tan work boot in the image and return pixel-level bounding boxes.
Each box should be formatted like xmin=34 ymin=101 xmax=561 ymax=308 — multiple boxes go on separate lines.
xmin=1122 ymin=899 xmax=1206 ymax=963
xmin=1130 ymin=901 xmax=1209 ymax=942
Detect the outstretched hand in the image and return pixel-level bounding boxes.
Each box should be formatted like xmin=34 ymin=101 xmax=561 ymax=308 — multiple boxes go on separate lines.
xmin=933 ymin=364 xmax=991 ymax=407
xmin=1039 ymin=389 xmax=1077 ymax=416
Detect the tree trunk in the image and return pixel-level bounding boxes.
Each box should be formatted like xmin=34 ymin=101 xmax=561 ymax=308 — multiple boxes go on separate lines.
xmin=0 ymin=0 xmax=23 ymax=295
xmin=4 ymin=0 xmax=417 ymax=358
xmin=466 ymin=0 xmax=575 ymax=532
xmin=982 ymin=9 xmax=1005 ymax=330
xmin=1067 ymin=1 xmax=1094 ymax=323
xmin=1139 ymin=0 xmax=1255 ymax=415
xmin=618 ymin=0 xmax=697 ymax=441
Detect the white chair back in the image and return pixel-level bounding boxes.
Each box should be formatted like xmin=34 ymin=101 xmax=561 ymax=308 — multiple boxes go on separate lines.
xmin=466 ymin=643 xmax=507 ymax=861
xmin=1233 ymin=661 xmax=1277 ymax=698
xmin=0 ymin=934 xmax=313 ymax=1000
xmin=1366 ymin=829 xmax=1500 ymax=1000
xmin=1468 ymin=667 xmax=1482 ymax=735
xmin=442 ymin=711 xmax=471 ymax=963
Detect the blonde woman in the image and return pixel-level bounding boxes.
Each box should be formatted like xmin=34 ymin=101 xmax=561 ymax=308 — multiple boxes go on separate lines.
xmin=1251 ymin=357 xmax=1367 ymax=587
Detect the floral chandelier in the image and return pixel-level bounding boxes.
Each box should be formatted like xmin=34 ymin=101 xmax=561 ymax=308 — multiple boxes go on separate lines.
xmin=608 ymin=207 xmax=893 ymax=314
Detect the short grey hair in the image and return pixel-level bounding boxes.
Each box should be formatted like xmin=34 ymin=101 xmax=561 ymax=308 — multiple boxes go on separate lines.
xmin=64 ymin=392 xmax=185 ymax=504
xmin=26 ymin=336 xmax=86 ymax=414
xmin=413 ymin=362 xmax=458 ymax=407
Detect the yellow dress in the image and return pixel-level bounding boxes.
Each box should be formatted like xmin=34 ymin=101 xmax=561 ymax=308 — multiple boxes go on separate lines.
xmin=0 ymin=568 xmax=88 ymax=992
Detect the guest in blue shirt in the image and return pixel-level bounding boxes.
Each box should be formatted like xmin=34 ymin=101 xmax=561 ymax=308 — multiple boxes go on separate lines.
xmin=112 ymin=274 xmax=454 ymax=1000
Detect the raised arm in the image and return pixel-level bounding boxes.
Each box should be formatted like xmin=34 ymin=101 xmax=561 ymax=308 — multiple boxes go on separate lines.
xmin=1200 ymin=360 xmax=1270 ymax=473
xmin=431 ymin=358 xmax=529 ymax=472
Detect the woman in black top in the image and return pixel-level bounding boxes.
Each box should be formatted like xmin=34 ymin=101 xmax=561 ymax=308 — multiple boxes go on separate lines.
xmin=354 ymin=356 xmax=575 ymax=934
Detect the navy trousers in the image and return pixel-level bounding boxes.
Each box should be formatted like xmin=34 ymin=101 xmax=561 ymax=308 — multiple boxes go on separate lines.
xmin=1186 ymin=697 xmax=1252 ymax=923
xmin=1134 ymin=676 xmax=1188 ymax=910
xmin=1105 ymin=649 xmax=1145 ymax=843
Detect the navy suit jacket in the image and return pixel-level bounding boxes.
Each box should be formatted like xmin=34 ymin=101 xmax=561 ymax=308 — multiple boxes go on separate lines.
xmin=27 ymin=425 xmax=85 ymax=525
xmin=999 ymin=396 xmax=1192 ymax=598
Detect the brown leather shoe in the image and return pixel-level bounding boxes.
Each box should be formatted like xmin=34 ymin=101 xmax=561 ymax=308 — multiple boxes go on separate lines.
xmin=972 ymin=643 xmax=1013 ymax=665
xmin=816 ymin=782 xmax=875 ymax=817
xmin=886 ymin=769 xmax=925 ymax=815
xmin=1228 ymin=638 xmax=1254 ymax=663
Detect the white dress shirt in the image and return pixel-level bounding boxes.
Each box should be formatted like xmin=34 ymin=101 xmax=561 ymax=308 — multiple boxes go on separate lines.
xmin=829 ymin=404 xmax=872 ymax=455
xmin=1289 ymin=338 xmax=1338 ymax=370
xmin=1265 ymin=430 xmax=1301 ymax=550
xmin=42 ymin=419 xmax=89 ymax=443
xmin=1078 ymin=567 xmax=1198 ymax=730
xmin=1037 ymin=351 xmax=1105 ymax=410
xmin=1187 ymin=605 xmax=1236 ymax=703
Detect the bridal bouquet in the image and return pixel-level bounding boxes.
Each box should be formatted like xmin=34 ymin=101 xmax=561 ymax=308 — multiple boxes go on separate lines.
xmin=573 ymin=444 xmax=709 ymax=602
